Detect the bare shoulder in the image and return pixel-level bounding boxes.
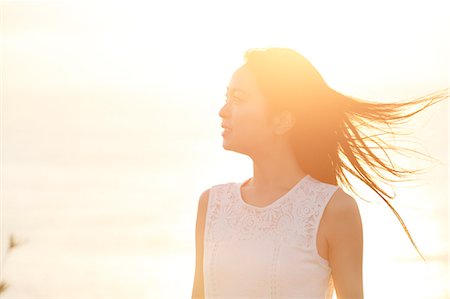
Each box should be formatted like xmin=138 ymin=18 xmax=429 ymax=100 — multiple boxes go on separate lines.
xmin=323 ymin=187 xmax=363 ymax=245
xmin=326 ymin=187 xmax=360 ymax=216
xmin=198 ymin=189 xmax=210 ymax=212
xmin=192 ymin=188 xmax=211 ymax=298
xmin=196 ymin=188 xmax=211 ymax=224
xmin=323 ymin=187 xmax=364 ymax=299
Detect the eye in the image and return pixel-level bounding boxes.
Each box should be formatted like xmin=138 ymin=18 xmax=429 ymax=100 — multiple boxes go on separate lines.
xmin=224 ymin=94 xmax=242 ymax=104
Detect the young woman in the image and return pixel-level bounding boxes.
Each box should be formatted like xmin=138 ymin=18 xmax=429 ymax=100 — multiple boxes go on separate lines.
xmin=191 ymin=48 xmax=448 ymax=299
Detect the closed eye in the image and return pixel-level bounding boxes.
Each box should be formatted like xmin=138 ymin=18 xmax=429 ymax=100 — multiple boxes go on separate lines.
xmin=224 ymin=94 xmax=242 ymax=103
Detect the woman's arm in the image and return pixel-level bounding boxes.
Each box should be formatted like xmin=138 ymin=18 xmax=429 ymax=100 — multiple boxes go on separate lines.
xmin=191 ymin=189 xmax=210 ymax=299
xmin=326 ymin=189 xmax=364 ymax=299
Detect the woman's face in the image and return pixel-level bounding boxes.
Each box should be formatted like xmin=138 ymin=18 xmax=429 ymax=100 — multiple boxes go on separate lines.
xmin=219 ymin=65 xmax=277 ymax=155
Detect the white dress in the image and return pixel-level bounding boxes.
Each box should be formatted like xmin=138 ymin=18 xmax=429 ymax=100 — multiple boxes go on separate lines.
xmin=203 ymin=174 xmax=340 ymax=299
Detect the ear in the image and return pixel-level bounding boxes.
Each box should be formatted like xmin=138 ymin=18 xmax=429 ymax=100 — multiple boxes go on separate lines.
xmin=272 ymin=110 xmax=296 ymax=135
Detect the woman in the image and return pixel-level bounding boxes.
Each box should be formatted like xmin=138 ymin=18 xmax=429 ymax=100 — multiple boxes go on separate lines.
xmin=191 ymin=48 xmax=448 ymax=299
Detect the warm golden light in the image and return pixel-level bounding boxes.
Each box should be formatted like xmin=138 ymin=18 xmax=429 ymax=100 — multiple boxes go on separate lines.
xmin=1 ymin=1 xmax=447 ymax=298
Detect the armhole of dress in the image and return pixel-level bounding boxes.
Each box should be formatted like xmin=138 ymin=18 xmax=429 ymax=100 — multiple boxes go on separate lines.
xmin=325 ymin=275 xmax=335 ymax=299
xmin=313 ymin=184 xmax=341 ymax=268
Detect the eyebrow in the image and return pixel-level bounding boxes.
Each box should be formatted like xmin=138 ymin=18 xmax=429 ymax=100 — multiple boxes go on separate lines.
xmin=226 ymin=87 xmax=249 ymax=95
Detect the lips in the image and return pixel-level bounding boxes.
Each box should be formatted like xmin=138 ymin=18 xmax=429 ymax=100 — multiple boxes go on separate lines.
xmin=221 ymin=123 xmax=232 ymax=131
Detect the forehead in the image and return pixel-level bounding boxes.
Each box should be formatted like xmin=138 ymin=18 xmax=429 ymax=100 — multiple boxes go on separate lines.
xmin=228 ymin=65 xmax=261 ymax=94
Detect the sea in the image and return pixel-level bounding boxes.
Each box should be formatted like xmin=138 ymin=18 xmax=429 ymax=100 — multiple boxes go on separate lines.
xmin=0 ymin=86 xmax=448 ymax=299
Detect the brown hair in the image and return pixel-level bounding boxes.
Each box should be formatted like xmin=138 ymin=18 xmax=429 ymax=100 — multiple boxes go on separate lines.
xmin=243 ymin=47 xmax=448 ymax=261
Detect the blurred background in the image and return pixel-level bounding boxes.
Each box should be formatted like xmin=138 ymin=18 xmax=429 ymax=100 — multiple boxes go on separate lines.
xmin=0 ymin=0 xmax=448 ymax=298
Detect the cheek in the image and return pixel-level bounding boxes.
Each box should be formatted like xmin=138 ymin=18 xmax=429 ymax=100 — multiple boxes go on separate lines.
xmin=235 ymin=108 xmax=272 ymax=138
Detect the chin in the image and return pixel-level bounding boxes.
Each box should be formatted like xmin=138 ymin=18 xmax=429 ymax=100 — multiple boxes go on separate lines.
xmin=222 ymin=140 xmax=231 ymax=150
xmin=222 ymin=142 xmax=247 ymax=156
xmin=222 ymin=138 xmax=237 ymax=151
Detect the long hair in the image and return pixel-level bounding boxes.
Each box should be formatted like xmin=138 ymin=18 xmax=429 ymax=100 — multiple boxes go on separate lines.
xmin=243 ymin=47 xmax=448 ymax=261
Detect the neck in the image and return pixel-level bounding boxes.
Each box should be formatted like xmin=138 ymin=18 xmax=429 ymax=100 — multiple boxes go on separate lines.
xmin=246 ymin=141 xmax=307 ymax=191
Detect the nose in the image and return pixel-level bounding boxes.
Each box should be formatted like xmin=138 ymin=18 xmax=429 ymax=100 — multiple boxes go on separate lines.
xmin=218 ymin=100 xmax=230 ymax=119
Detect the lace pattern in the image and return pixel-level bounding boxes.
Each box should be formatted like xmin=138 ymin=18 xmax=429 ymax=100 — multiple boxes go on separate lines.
xmin=205 ymin=176 xmax=340 ymax=249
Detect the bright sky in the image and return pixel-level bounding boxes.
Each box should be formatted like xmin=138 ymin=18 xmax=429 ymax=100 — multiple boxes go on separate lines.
xmin=1 ymin=0 xmax=448 ymax=102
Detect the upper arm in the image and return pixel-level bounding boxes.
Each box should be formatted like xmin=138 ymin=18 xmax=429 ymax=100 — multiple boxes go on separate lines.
xmin=325 ymin=188 xmax=364 ymax=299
xmin=191 ymin=188 xmax=210 ymax=299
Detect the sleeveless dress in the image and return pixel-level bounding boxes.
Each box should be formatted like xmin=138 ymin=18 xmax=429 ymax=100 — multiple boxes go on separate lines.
xmin=203 ymin=174 xmax=340 ymax=299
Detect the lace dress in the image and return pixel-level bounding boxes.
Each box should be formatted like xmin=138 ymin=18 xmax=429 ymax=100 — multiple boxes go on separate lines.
xmin=203 ymin=174 xmax=340 ymax=299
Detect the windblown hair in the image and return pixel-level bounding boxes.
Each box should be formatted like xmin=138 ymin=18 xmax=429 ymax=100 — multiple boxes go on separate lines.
xmin=243 ymin=47 xmax=448 ymax=261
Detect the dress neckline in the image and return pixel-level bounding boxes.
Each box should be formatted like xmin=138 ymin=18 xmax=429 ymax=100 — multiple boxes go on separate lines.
xmin=236 ymin=174 xmax=311 ymax=210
